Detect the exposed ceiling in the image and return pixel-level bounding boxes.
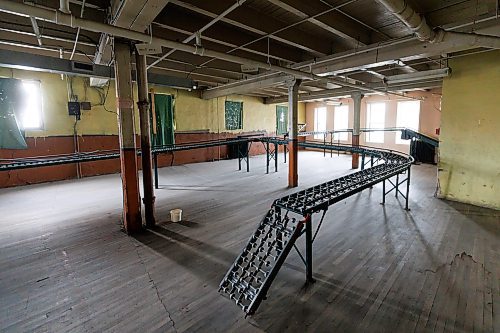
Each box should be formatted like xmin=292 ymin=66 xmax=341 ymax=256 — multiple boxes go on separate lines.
xmin=0 ymin=0 xmax=499 ymax=101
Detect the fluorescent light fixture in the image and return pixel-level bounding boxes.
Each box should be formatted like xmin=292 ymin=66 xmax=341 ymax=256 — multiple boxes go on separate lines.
xmin=326 ymin=100 xmax=342 ymax=106
xmin=385 ymin=68 xmax=450 ymax=85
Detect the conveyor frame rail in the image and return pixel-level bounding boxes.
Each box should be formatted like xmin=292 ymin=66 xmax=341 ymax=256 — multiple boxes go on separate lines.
xmin=219 ymin=144 xmax=413 ymax=315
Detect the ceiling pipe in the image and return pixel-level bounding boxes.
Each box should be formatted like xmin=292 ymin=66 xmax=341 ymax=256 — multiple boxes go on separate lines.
xmin=375 ymin=0 xmax=500 ymax=49
xmin=0 ymin=0 xmax=310 ymax=87
xmin=375 ymin=0 xmax=436 ymax=42
xmin=0 ymin=0 xmax=413 ymax=97
xmin=444 ymin=31 xmax=500 ymax=49
xmin=59 ymin=0 xmax=70 ymax=14
xmin=0 ymin=0 xmax=315 ymax=79
xmin=29 ymin=16 xmax=42 ymax=46
xmin=69 ymin=0 xmax=85 ymax=61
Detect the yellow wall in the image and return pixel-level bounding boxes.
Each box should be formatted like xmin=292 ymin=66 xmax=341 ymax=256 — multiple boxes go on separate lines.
xmin=438 ymin=51 xmax=500 ymax=209
xmin=0 ymin=68 xmax=119 ymax=137
xmin=0 ymin=68 xmax=306 ymax=137
xmin=305 ymin=90 xmax=441 ymax=153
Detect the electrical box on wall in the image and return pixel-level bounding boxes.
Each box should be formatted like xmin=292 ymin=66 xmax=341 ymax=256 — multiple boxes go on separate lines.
xmin=80 ymin=101 xmax=91 ymax=110
xmin=68 ymin=101 xmax=81 ymax=120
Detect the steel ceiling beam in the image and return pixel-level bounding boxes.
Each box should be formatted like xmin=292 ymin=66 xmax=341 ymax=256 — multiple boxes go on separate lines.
xmin=92 ymin=0 xmax=171 ymax=85
xmin=168 ymin=0 xmax=329 ymax=57
xmin=264 ymin=79 xmax=443 ymax=104
xmin=153 ymin=17 xmax=300 ymax=63
xmin=312 ymin=31 xmax=500 ymax=76
xmin=2 ymin=0 xmax=417 ymax=98
xmin=148 ymin=0 xmax=244 ymax=69
xmin=264 ymin=0 xmax=369 ymax=46
xmin=202 ymin=74 xmax=293 ymax=99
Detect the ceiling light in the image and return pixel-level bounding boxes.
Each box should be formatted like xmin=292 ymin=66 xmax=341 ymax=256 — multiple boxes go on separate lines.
xmin=385 ymin=68 xmax=450 ymax=85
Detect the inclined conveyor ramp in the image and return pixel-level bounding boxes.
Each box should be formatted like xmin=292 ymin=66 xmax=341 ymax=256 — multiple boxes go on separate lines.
xmin=219 ymin=147 xmax=413 ymax=315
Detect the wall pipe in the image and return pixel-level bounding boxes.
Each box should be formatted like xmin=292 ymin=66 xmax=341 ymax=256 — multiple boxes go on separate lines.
xmin=136 ymin=52 xmax=156 ymax=228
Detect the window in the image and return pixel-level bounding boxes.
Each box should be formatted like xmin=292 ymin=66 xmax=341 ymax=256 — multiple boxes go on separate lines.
xmin=276 ymin=105 xmax=288 ymax=135
xmin=314 ymin=107 xmax=327 ymax=139
xmin=225 ymin=101 xmax=243 ymax=130
xmin=365 ymin=102 xmax=385 ymax=143
xmin=150 ymin=93 xmax=175 ymax=146
xmin=20 ymin=80 xmax=42 ymax=129
xmin=333 ymin=105 xmax=349 ymax=141
xmin=396 ymin=101 xmax=420 ymax=145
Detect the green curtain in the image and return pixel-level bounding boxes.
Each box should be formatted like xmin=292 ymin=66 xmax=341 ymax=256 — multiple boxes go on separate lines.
xmin=225 ymin=101 xmax=243 ymax=130
xmin=150 ymin=94 xmax=174 ymax=147
xmin=0 ymin=78 xmax=27 ymax=149
xmin=276 ymin=105 xmax=288 ymax=135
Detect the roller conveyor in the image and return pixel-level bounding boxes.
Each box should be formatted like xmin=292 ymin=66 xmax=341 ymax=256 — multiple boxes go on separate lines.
xmin=219 ymin=146 xmax=413 ymax=315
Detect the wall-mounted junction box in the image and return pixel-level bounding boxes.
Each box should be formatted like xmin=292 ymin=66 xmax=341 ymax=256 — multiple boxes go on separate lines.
xmin=68 ymin=101 xmax=81 ymax=120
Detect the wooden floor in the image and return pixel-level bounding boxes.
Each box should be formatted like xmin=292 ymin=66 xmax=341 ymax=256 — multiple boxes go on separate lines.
xmin=0 ymin=152 xmax=498 ymax=332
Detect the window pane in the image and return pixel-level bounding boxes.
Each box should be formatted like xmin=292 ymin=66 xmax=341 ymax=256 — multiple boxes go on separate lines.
xmin=366 ymin=102 xmax=385 ymax=143
xmin=21 ymin=81 xmax=42 ymax=129
xmin=396 ymin=101 xmax=420 ymax=145
xmin=225 ymin=101 xmax=243 ymax=130
xmin=314 ymin=107 xmax=327 ymax=139
xmin=333 ymin=105 xmax=349 ymax=141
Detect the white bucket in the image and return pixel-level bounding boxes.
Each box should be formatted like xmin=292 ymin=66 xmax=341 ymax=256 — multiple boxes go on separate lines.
xmin=170 ymin=209 xmax=183 ymax=222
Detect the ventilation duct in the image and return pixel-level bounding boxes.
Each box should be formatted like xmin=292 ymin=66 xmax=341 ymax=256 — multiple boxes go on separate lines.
xmin=375 ymin=0 xmax=436 ymax=42
xmin=375 ymin=0 xmax=500 ymax=49
xmin=59 ymin=0 xmax=70 ymax=14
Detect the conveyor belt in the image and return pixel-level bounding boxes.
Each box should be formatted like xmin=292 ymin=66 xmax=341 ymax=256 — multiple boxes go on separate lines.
xmin=0 ymin=138 xmax=250 ymax=171
xmin=0 ymin=128 xmax=436 ymax=172
xmin=298 ymin=127 xmax=439 ymax=147
xmin=218 ymin=206 xmax=303 ymax=315
xmin=0 ymin=151 xmax=121 ymax=171
xmin=219 ymin=146 xmax=413 ymax=315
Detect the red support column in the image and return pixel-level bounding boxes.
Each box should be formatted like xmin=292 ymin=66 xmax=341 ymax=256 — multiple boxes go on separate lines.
xmin=114 ymin=40 xmax=142 ymax=234
xmin=287 ymin=79 xmax=301 ymax=188
xmin=351 ymin=134 xmax=360 ymax=168
xmin=288 ymin=140 xmax=298 ymax=187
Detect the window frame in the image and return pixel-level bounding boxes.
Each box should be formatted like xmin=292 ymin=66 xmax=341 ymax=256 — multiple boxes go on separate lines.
xmin=396 ymin=100 xmax=421 ymax=145
xmin=333 ymin=105 xmax=349 ymax=141
xmin=314 ymin=106 xmax=327 ymax=140
xmin=365 ymin=102 xmax=386 ymax=144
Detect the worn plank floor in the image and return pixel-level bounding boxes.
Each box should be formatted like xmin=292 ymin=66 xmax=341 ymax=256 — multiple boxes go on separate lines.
xmin=0 ymin=152 xmax=498 ymax=332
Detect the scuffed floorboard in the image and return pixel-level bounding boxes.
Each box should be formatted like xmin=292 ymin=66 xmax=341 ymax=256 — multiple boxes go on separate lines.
xmin=0 ymin=152 xmax=498 ymax=332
